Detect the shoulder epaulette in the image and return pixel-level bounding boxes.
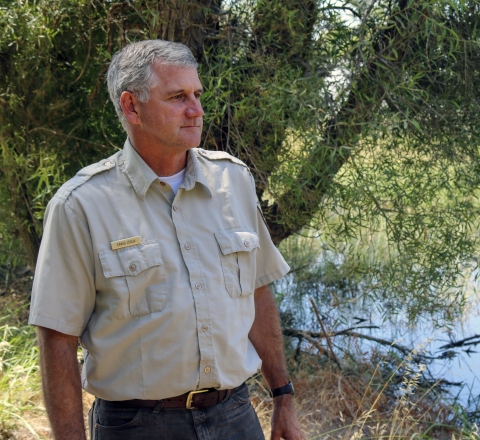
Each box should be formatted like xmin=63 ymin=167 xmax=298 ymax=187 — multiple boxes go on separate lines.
xmin=196 ymin=148 xmax=247 ymax=168
xmin=55 ymin=157 xmax=117 ymax=202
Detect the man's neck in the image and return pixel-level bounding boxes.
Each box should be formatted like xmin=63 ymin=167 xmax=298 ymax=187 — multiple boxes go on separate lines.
xmin=128 ymin=135 xmax=188 ymax=177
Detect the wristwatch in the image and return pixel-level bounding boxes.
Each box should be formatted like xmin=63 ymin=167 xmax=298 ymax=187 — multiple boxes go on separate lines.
xmin=269 ymin=382 xmax=295 ymax=398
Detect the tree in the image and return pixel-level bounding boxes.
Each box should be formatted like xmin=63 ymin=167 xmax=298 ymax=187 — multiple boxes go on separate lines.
xmin=1 ymin=0 xmax=480 ymax=319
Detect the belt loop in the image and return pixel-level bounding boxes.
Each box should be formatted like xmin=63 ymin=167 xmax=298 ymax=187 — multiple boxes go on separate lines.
xmin=153 ymin=400 xmax=163 ymax=413
xmin=222 ymin=389 xmax=232 ymax=402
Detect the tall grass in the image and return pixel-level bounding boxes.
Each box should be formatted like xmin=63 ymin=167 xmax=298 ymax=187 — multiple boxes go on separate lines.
xmin=0 ymin=306 xmax=43 ymax=439
xmin=251 ymin=338 xmax=480 ymax=439
xmin=1 ymin=294 xmax=480 ymax=439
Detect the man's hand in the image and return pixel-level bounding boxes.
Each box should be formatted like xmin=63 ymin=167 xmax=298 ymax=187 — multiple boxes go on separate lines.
xmin=271 ymin=395 xmax=304 ymax=440
xmin=37 ymin=326 xmax=86 ymax=440
xmin=249 ymin=285 xmax=304 ymax=440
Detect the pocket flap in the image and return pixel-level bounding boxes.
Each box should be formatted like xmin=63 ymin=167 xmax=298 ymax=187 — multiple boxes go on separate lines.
xmin=214 ymin=230 xmax=260 ymax=255
xmin=99 ymin=240 xmax=163 ymax=278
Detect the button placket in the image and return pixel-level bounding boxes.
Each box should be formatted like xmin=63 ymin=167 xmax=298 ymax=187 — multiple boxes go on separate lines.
xmin=171 ymin=193 xmax=215 ymax=388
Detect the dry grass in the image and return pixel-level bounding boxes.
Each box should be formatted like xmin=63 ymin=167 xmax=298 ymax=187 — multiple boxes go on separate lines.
xmin=5 ymin=377 xmax=477 ymax=440
xmin=250 ymin=350 xmax=476 ymax=439
xmin=2 ymin=347 xmax=478 ymax=440
xmin=1 ymin=278 xmax=479 ymax=439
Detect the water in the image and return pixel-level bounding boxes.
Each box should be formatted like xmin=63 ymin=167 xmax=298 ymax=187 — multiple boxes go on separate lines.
xmin=387 ymin=308 xmax=480 ymax=408
xmin=276 ymin=276 xmax=480 ymax=413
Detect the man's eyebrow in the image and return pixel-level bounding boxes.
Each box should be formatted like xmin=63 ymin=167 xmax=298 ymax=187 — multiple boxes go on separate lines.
xmin=166 ymin=88 xmax=204 ymax=96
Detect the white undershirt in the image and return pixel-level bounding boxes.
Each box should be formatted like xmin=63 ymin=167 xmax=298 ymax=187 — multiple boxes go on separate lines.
xmin=158 ymin=168 xmax=186 ymax=195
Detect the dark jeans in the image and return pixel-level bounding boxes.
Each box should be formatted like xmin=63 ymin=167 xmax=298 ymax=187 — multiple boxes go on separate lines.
xmin=88 ymin=383 xmax=265 ymax=440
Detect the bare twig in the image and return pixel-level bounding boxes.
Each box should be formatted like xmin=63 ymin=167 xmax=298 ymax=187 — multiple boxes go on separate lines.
xmin=439 ymin=334 xmax=480 ymax=350
xmin=27 ymin=127 xmax=113 ymax=150
xmin=71 ymin=18 xmax=93 ymax=85
xmin=287 ymin=264 xmax=310 ymax=275
xmin=309 ymin=297 xmax=343 ymax=371
xmin=283 ymin=326 xmax=436 ymax=361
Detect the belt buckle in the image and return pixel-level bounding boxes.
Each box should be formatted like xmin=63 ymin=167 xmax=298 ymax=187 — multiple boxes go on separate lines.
xmin=186 ymin=389 xmax=209 ymax=409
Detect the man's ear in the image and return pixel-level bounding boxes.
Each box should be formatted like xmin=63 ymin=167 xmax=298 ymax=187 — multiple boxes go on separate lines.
xmin=120 ymin=91 xmax=142 ymax=125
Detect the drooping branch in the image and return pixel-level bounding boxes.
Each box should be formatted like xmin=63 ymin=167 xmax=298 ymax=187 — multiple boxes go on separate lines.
xmin=283 ymin=326 xmax=438 ymax=362
xmin=263 ymin=0 xmax=429 ymax=244
xmin=203 ymin=0 xmax=318 ymax=190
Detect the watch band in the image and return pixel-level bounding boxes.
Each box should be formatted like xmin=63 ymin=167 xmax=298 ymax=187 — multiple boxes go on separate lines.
xmin=269 ymin=382 xmax=295 ymax=398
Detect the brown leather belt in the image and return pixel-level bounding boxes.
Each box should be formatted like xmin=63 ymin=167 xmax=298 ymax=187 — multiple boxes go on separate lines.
xmin=98 ymin=386 xmax=239 ymax=410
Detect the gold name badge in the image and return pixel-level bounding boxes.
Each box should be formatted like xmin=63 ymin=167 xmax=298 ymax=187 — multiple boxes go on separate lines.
xmin=111 ymin=236 xmax=141 ymax=250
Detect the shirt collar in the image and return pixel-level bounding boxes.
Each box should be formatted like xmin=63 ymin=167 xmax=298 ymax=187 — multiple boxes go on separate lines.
xmin=122 ymin=139 xmax=213 ymax=199
xmin=181 ymin=149 xmax=213 ymax=197
xmin=122 ymin=138 xmax=158 ymax=200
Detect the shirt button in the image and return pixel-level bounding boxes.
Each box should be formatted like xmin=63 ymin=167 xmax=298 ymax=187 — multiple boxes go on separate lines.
xmin=195 ymin=283 xmax=201 ymax=290
xmin=129 ymin=264 xmax=136 ymax=272
xmin=201 ymin=325 xmax=208 ymax=332
xmin=160 ymin=181 xmax=166 ymax=186
xmin=173 ymin=205 xmax=178 ymax=211
xmin=104 ymin=161 xmax=111 ymax=166
xmin=244 ymin=241 xmax=250 ymax=247
xmin=204 ymin=367 xmax=211 ymax=373
xmin=184 ymin=243 xmax=191 ymax=250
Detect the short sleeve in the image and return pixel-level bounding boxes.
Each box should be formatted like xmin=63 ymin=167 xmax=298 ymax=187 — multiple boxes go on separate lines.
xmin=254 ymin=207 xmax=290 ymax=289
xmin=29 ymin=197 xmax=96 ymax=336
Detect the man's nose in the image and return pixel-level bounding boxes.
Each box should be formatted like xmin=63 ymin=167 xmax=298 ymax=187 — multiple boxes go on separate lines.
xmin=186 ymin=97 xmax=204 ymax=118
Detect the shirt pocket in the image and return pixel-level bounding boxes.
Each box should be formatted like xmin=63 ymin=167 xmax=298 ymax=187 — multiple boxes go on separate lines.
xmin=98 ymin=240 xmax=168 ymax=318
xmin=214 ymin=229 xmax=259 ymax=299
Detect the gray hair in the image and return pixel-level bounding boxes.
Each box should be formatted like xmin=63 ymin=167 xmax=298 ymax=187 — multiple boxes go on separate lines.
xmin=107 ymin=40 xmax=198 ymax=130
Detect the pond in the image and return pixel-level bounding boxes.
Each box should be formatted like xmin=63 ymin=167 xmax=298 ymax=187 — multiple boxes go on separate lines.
xmin=275 ymin=267 xmax=480 ymax=421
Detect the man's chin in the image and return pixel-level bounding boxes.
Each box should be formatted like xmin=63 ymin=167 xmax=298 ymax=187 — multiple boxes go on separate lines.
xmin=182 ymin=136 xmax=202 ymax=149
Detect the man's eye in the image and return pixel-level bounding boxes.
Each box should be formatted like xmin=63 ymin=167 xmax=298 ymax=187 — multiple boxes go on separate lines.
xmin=172 ymin=94 xmax=182 ymax=100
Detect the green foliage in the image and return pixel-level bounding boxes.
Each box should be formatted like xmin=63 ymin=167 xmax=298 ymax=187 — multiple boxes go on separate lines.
xmin=1 ymin=0 xmax=480 ymax=322
xmin=325 ymin=142 xmax=479 ymax=322
xmin=0 ymin=0 xmax=122 ymax=266
xmin=276 ymin=137 xmax=480 ymax=323
xmin=0 ymin=182 xmax=23 ymax=270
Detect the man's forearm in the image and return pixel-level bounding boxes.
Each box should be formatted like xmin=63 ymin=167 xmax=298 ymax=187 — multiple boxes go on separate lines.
xmin=249 ymin=285 xmax=303 ymax=440
xmin=37 ymin=326 xmax=86 ymax=440
xmin=249 ymin=285 xmax=290 ymax=388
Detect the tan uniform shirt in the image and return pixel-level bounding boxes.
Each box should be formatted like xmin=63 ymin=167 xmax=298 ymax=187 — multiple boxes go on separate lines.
xmin=29 ymin=139 xmax=290 ymax=401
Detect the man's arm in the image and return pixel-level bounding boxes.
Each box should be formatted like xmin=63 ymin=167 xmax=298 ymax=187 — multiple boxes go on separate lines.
xmin=36 ymin=326 xmax=86 ymax=440
xmin=249 ymin=285 xmax=303 ymax=440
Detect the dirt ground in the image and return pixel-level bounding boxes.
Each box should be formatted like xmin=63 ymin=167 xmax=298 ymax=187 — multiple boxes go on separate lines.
xmin=1 ymin=271 xmax=471 ymax=439
xmin=0 ymin=272 xmax=318 ymax=439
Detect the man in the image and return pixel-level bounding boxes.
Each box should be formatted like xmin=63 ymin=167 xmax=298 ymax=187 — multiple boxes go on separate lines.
xmin=29 ymin=39 xmax=303 ymax=440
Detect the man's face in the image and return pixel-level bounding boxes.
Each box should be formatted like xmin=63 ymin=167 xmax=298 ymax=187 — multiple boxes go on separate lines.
xmin=134 ymin=64 xmax=204 ymax=151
